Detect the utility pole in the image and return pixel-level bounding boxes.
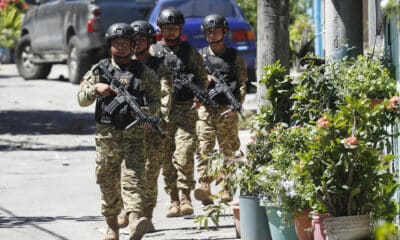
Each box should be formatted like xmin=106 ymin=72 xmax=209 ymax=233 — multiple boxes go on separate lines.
xmin=324 ymin=0 xmax=363 ymax=60
xmin=256 ymin=0 xmax=290 ymax=109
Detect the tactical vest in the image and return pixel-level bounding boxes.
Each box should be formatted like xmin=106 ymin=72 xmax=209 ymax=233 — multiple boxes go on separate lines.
xmin=94 ymin=59 xmax=145 ymax=129
xmin=145 ymin=56 xmax=163 ymax=74
xmin=153 ymin=41 xmax=195 ymax=102
xmin=200 ymin=47 xmax=240 ymax=106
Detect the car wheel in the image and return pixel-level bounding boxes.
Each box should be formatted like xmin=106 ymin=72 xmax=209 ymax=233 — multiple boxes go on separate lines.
xmin=15 ymin=35 xmax=52 ymax=79
xmin=68 ymin=36 xmax=92 ymax=84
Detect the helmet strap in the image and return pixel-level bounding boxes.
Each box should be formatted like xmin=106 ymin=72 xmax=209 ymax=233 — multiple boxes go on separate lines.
xmin=164 ymin=36 xmax=180 ymax=42
xmin=112 ymin=53 xmax=132 ymax=60
xmin=208 ymin=36 xmax=224 ymax=45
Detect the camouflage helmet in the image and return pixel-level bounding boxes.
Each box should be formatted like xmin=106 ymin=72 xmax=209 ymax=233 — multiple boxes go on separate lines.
xmin=157 ymin=7 xmax=185 ymax=26
xmin=105 ymin=23 xmax=134 ymax=45
xmin=130 ymin=20 xmax=156 ymax=43
xmin=201 ymin=14 xmax=228 ymax=32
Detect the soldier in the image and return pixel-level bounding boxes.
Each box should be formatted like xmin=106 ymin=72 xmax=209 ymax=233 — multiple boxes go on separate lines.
xmin=77 ymin=23 xmax=160 ymax=240
xmin=117 ymin=20 xmax=173 ymax=231
xmin=194 ymin=14 xmax=247 ymax=205
xmin=152 ymin=7 xmax=208 ymax=217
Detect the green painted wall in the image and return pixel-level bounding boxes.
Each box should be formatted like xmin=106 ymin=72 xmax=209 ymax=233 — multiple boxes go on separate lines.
xmin=385 ymin=15 xmax=400 ymax=205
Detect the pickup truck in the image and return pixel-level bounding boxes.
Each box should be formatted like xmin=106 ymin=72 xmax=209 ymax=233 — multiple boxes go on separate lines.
xmin=15 ymin=0 xmax=155 ymax=84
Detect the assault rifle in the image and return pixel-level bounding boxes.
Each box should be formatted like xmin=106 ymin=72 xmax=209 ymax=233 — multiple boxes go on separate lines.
xmin=172 ymin=69 xmax=218 ymax=108
xmin=204 ymin=58 xmax=245 ymax=120
xmin=98 ymin=64 xmax=164 ymax=135
xmin=156 ymin=43 xmax=216 ymax=108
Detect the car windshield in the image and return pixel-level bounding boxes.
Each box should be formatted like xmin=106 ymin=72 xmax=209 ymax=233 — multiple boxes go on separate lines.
xmin=160 ymin=0 xmax=237 ymax=18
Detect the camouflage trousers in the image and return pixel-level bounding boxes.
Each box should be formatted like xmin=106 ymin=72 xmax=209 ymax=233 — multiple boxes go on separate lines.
xmin=162 ymin=101 xmax=197 ymax=192
xmin=95 ymin=123 xmax=145 ymax=217
xmin=142 ymin=125 xmax=166 ymax=210
xmin=196 ymin=105 xmax=240 ymax=181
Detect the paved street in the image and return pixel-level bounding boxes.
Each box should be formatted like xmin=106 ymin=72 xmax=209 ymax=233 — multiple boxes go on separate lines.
xmin=0 ymin=64 xmax=253 ymax=240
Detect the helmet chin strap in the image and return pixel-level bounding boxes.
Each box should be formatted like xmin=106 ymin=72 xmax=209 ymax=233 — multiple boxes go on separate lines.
xmin=113 ymin=53 xmax=132 ymax=61
xmin=209 ymin=37 xmax=224 ymax=45
xmin=113 ymin=49 xmax=133 ymax=60
xmin=164 ymin=36 xmax=180 ymax=42
xmin=110 ymin=41 xmax=134 ymax=59
xmin=162 ymin=25 xmax=182 ymax=43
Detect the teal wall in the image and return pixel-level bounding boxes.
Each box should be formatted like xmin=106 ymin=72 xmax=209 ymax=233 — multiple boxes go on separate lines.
xmin=385 ymin=15 xmax=400 ymax=206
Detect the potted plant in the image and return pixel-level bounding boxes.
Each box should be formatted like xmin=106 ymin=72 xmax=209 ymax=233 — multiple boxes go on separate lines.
xmin=298 ymin=97 xmax=399 ymax=239
xmin=254 ymin=55 xmax=399 ymax=239
xmin=242 ymin=61 xmax=313 ymax=240
xmin=194 ymin=150 xmax=271 ymax=240
xmin=255 ymin=123 xmax=314 ymax=240
xmin=288 ymin=55 xmax=400 ymax=239
xmin=233 ymin=135 xmax=272 ymax=240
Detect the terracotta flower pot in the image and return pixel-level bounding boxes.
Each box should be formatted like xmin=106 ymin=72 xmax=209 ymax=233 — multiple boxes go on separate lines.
xmin=370 ymin=98 xmax=383 ymax=108
xmin=294 ymin=209 xmax=314 ymax=240
xmin=232 ymin=203 xmax=241 ymax=238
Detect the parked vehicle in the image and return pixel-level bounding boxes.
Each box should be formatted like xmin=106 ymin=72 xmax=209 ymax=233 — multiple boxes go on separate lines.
xmin=147 ymin=0 xmax=256 ymax=91
xmin=15 ymin=0 xmax=155 ymax=84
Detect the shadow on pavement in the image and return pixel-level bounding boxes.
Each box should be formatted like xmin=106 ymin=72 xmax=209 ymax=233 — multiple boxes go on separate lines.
xmin=155 ymin=223 xmax=235 ymax=232
xmin=0 ymin=215 xmax=103 ymax=228
xmin=0 ymin=110 xmax=95 ymax=135
xmin=0 ymin=139 xmax=95 ymax=151
xmin=0 ymin=74 xmax=20 ymax=78
xmin=0 ymin=205 xmax=102 ymax=239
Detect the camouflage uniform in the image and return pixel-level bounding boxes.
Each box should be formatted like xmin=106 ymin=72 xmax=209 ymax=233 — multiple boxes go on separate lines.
xmin=150 ymin=41 xmax=208 ymax=193
xmin=77 ymin=58 xmax=160 ymax=218
xmin=197 ymin=46 xmax=247 ymax=181
xmin=142 ymin=58 xmax=172 ymax=213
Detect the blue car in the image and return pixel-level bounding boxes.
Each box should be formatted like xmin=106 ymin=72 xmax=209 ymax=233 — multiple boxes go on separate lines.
xmin=147 ymin=0 xmax=256 ymax=90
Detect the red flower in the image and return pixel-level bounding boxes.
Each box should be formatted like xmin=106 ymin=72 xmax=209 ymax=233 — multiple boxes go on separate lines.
xmin=249 ymin=134 xmax=256 ymax=144
xmin=345 ymin=136 xmax=358 ymax=145
xmin=316 ymin=116 xmax=330 ymax=128
xmin=342 ymin=136 xmax=358 ymax=149
xmin=387 ymin=96 xmax=399 ymax=112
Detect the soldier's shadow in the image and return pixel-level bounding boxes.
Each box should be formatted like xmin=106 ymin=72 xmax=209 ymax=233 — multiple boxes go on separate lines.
xmin=0 ymin=110 xmax=95 ymax=135
xmin=0 ymin=205 xmax=102 ymax=240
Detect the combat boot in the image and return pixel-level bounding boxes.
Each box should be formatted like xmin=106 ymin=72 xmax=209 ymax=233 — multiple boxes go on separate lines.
xmin=166 ymin=189 xmax=180 ymax=217
xmin=221 ymin=186 xmax=233 ymax=202
xmin=143 ymin=206 xmax=156 ymax=233
xmin=128 ymin=212 xmax=151 ymax=240
xmin=117 ymin=209 xmax=129 ymax=228
xmin=180 ymin=189 xmax=194 ymax=216
xmin=194 ymin=181 xmax=214 ymax=206
xmin=103 ymin=216 xmax=119 ymax=240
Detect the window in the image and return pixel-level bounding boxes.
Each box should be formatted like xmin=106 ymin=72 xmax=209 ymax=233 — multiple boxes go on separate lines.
xmin=161 ymin=0 xmax=236 ymax=18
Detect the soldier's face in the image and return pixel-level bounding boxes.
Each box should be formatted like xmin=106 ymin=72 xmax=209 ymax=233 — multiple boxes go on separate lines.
xmin=111 ymin=37 xmax=132 ymax=57
xmin=160 ymin=24 xmax=181 ymax=40
xmin=133 ymin=33 xmax=148 ymax=53
xmin=205 ymin=27 xmax=224 ymax=43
